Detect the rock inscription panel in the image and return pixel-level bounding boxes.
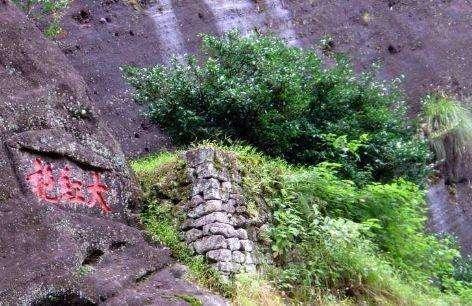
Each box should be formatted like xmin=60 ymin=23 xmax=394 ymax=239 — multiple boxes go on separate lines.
xmin=26 ymin=157 xmax=111 ymax=213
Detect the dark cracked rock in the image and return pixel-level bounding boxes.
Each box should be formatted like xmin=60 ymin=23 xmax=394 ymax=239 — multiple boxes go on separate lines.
xmin=0 ymin=2 xmax=227 ymax=304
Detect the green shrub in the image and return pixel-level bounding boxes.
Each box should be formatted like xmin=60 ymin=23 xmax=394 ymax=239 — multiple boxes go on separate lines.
xmin=124 ymin=32 xmax=430 ymax=185
xmin=131 ymin=145 xmax=471 ymax=304
xmin=229 ymin=144 xmax=468 ymax=303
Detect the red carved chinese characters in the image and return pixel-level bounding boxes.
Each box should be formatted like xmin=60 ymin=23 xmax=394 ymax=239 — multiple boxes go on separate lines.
xmin=59 ymin=165 xmax=86 ymax=204
xmin=87 ymin=172 xmax=111 ymax=213
xmin=26 ymin=158 xmax=58 ymax=203
xmin=26 ymin=158 xmax=111 ymax=213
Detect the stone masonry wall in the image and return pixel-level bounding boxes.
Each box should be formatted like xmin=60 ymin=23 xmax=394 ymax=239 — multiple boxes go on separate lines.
xmin=182 ymin=148 xmax=257 ymax=275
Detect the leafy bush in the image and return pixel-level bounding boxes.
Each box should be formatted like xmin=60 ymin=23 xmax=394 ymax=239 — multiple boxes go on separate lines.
xmin=230 ymin=144 xmax=469 ymax=303
xmin=124 ymin=32 xmax=430 ymax=185
xmin=131 ymin=145 xmax=471 ymax=304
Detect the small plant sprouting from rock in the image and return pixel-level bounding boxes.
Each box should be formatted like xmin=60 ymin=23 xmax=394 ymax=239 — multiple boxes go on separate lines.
xmin=76 ymin=265 xmax=93 ymax=277
xmin=13 ymin=0 xmax=69 ymax=37
xmin=422 ymin=94 xmax=472 ymax=184
xmin=175 ymin=294 xmax=203 ymax=306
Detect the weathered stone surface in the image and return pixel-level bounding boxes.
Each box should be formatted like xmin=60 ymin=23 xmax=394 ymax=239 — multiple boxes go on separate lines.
xmin=245 ymin=253 xmax=255 ymax=265
xmin=203 ymin=178 xmax=221 ymax=200
xmin=213 ymin=262 xmax=241 ymax=274
xmin=203 ymin=222 xmax=237 ymax=238
xmin=192 ymin=179 xmax=205 ymax=196
xmin=206 ymin=249 xmax=232 ymax=262
xmin=192 ymin=212 xmax=230 ymax=228
xmin=0 ymin=4 xmax=226 ymax=304
xmin=185 ymin=228 xmax=204 ymax=243
xmin=221 ymin=181 xmax=232 ymax=201
xmin=236 ymin=229 xmax=249 ymax=240
xmin=231 ymin=215 xmax=249 ymax=228
xmin=186 ymin=148 xmax=215 ymax=166
xmin=196 ymin=162 xmax=219 ymax=179
xmin=227 ymin=238 xmax=242 ymax=251
xmin=232 ymin=251 xmax=246 ymax=263
xmin=189 ymin=199 xmax=223 ymax=218
xmin=241 ymin=240 xmax=254 ymax=252
xmin=189 ymin=194 xmax=205 ymax=208
xmin=193 ymin=235 xmax=228 ymax=253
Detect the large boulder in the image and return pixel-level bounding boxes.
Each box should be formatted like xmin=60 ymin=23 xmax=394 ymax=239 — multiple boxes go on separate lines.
xmin=0 ymin=2 xmax=226 ymax=304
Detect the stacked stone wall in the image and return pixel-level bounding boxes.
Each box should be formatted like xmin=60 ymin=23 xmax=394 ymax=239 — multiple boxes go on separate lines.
xmin=182 ymin=148 xmax=257 ymax=275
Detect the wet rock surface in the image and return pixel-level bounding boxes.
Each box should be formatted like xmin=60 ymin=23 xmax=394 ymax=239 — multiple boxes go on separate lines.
xmin=183 ymin=148 xmax=261 ymax=275
xmin=0 ymin=2 xmax=227 ymax=304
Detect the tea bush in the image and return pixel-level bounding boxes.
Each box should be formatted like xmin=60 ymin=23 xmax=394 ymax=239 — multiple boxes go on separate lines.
xmin=124 ymin=32 xmax=430 ymax=185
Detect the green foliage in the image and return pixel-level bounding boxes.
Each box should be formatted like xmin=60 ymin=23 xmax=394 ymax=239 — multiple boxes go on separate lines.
xmin=44 ymin=20 xmax=62 ymax=37
xmin=13 ymin=0 xmax=68 ymax=15
xmin=422 ymin=94 xmax=472 ymax=162
xmin=76 ymin=265 xmax=93 ymax=277
xmin=13 ymin=0 xmax=68 ymax=37
xmin=216 ymin=144 xmax=469 ymax=303
xmin=175 ymin=294 xmax=203 ymax=306
xmin=124 ymin=32 xmax=430 ymax=185
xmin=132 ymin=146 xmax=471 ymax=304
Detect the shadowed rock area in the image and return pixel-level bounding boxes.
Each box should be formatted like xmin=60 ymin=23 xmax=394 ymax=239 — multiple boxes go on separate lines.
xmin=0 ymin=2 xmax=227 ymax=304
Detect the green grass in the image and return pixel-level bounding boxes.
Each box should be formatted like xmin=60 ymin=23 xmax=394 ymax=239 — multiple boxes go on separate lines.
xmin=175 ymin=294 xmax=203 ymax=306
xmin=423 ymin=94 xmax=472 ymax=161
xmin=132 ymin=152 xmax=232 ymax=297
xmin=131 ymin=144 xmax=472 ymax=305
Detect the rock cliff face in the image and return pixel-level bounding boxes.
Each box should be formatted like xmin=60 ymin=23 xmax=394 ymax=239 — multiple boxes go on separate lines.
xmin=48 ymin=0 xmax=472 ymax=156
xmin=48 ymin=0 xmax=472 ymax=253
xmin=0 ymin=2 xmax=226 ymax=304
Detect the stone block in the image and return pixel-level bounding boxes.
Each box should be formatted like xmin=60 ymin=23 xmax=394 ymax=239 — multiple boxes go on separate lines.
xmin=227 ymin=237 xmax=241 ymax=251
xmin=221 ymin=181 xmax=232 ymax=201
xmin=206 ymin=249 xmax=232 ymax=262
xmin=193 ymin=235 xmax=227 ymax=254
xmin=235 ymin=229 xmax=248 ymax=240
xmin=230 ymin=215 xmax=248 ymax=227
xmin=188 ymin=200 xmax=223 ymax=218
xmin=189 ymin=195 xmax=204 ymax=208
xmin=240 ymin=240 xmax=254 ymax=252
xmin=203 ymin=178 xmax=221 ymax=200
xmin=192 ymin=212 xmax=230 ymax=228
xmin=232 ymin=251 xmax=245 ymax=263
xmin=203 ymin=222 xmax=237 ymax=238
xmin=185 ymin=228 xmax=203 ymax=243
xmin=196 ymin=162 xmax=218 ymax=179
xmin=185 ymin=148 xmax=214 ymax=166
xmin=213 ymin=261 xmax=241 ymax=273
xmin=222 ymin=201 xmax=236 ymax=213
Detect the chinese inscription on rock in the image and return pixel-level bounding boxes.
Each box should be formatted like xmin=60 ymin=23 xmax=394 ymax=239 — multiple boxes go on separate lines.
xmin=26 ymin=157 xmax=111 ymax=212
